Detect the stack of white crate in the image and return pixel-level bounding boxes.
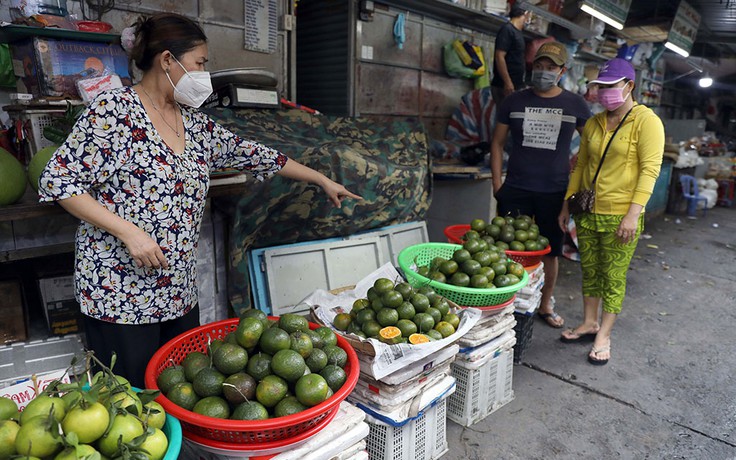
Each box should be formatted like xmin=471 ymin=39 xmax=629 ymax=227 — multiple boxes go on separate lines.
xmin=446 ymin=302 xmax=517 ymax=426
xmin=349 ymin=346 xmax=458 ymax=460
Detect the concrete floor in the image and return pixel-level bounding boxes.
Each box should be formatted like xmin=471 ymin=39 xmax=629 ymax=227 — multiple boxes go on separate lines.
xmin=444 ymin=207 xmax=736 ymax=460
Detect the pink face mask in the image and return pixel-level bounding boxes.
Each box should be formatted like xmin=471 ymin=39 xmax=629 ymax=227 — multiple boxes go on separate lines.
xmin=597 ymin=85 xmax=630 ymax=111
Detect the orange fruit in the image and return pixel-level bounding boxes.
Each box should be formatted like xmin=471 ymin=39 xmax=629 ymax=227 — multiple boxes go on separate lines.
xmin=333 ymin=313 xmax=352 ymax=331
xmin=376 ymin=308 xmax=399 ymax=327
xmin=294 ymin=374 xmax=330 ymax=407
xmin=234 ymin=317 xmax=265 ymax=349
xmin=373 ymin=278 xmax=395 ymax=294
xmin=434 ymin=321 xmax=456 ymax=338
xmin=378 ymin=326 xmax=402 ymax=344
xmin=408 ymin=333 xmax=430 ymax=344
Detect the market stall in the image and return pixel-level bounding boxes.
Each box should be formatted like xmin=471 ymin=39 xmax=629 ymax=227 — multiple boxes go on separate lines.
xmin=1 ymin=0 xmax=735 ymax=459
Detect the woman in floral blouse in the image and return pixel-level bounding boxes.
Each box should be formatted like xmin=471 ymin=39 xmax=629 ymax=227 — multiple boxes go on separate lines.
xmin=38 ymin=13 xmax=360 ymax=387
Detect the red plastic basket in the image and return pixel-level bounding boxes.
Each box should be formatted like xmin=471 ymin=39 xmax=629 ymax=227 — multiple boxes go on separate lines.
xmin=144 ymin=317 xmax=359 ymax=448
xmin=182 ymin=409 xmax=337 ymax=452
xmin=444 ymin=224 xmax=470 ymax=244
xmin=444 ymin=224 xmax=551 ymax=267
xmin=505 ymin=245 xmax=551 ymax=267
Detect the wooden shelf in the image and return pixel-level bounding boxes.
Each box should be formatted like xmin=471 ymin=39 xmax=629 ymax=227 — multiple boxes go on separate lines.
xmin=642 ymin=77 xmax=663 ymax=84
xmin=0 ymin=182 xmax=247 ymax=223
xmin=518 ymin=1 xmax=595 ymax=38
xmin=0 ymin=23 xmax=119 ymax=44
xmin=432 ymin=162 xmax=493 ymax=180
xmin=377 ymin=0 xmax=508 ymax=33
xmin=574 ymin=49 xmax=613 ymax=63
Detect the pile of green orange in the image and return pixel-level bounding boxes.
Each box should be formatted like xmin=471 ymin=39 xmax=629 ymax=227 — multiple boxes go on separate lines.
xmin=332 ymin=278 xmax=461 ymax=346
xmin=0 ymin=358 xmax=168 ymax=460
xmin=416 ymin=242 xmax=526 ymax=289
xmin=157 ymin=312 xmax=349 ymax=421
xmin=463 ymin=215 xmax=549 ymax=252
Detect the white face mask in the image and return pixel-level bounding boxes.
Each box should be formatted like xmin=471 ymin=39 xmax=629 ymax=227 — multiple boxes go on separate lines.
xmin=166 ymin=56 xmax=212 ymax=108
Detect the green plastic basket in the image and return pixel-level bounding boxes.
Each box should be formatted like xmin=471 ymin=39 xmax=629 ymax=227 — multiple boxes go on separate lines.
xmin=397 ymin=243 xmax=529 ymax=306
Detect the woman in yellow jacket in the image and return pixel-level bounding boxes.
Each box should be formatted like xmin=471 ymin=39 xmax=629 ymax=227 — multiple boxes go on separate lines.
xmin=558 ymin=58 xmax=664 ymax=365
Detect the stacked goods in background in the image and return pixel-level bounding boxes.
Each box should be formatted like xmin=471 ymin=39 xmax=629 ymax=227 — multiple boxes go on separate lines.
xmin=310 ymin=264 xmax=485 ymax=460
xmin=331 ymin=281 xmax=459 ymax=460
xmin=354 ymin=345 xmax=457 ymax=460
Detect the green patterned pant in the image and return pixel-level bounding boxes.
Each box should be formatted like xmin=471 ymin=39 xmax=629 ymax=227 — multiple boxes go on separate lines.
xmin=576 ymin=214 xmax=643 ymax=314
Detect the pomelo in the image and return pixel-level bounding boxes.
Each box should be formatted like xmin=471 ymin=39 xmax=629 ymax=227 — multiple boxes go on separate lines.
xmin=27 ymin=145 xmax=58 ymax=192
xmin=0 ymin=148 xmax=27 ymax=205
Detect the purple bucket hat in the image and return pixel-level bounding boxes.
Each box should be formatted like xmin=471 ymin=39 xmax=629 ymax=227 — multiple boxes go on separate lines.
xmin=589 ymin=58 xmax=636 ymax=84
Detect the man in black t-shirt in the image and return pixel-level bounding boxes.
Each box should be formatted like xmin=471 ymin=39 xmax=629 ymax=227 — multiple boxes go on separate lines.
xmin=491 ymin=42 xmax=592 ymax=329
xmin=491 ymin=6 xmax=529 ymax=107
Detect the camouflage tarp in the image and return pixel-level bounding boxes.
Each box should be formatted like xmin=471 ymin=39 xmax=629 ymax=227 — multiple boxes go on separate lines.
xmin=204 ymin=107 xmax=431 ymax=312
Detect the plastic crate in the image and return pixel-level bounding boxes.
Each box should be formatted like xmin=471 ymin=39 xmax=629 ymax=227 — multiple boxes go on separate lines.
xmin=364 ymin=397 xmax=449 ymax=460
xmin=513 ymin=313 xmax=534 ymax=364
xmin=13 ymin=109 xmax=65 ymax=160
xmin=0 ymin=334 xmax=86 ymax=389
xmin=247 ymin=221 xmax=427 ymax=315
xmin=447 ymin=347 xmax=515 ymax=426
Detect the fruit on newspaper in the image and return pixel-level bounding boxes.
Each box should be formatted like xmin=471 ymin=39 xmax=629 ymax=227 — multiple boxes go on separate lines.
xmin=463 ymin=216 xmax=550 ymax=252
xmin=0 ymin=352 xmax=168 ymax=460
xmin=157 ymin=313 xmax=349 ymax=420
xmin=331 ymin=278 xmax=463 ymax=344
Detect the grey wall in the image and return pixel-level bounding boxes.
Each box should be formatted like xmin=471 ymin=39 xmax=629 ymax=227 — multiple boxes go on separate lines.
xmin=296 ymin=0 xmax=495 ymax=141
xmin=356 ymin=9 xmax=494 ymax=140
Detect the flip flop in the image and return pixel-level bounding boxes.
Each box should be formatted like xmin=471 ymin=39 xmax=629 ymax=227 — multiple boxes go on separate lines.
xmin=560 ymin=327 xmax=599 ymax=343
xmin=538 ymin=311 xmax=564 ymax=328
xmin=588 ymin=344 xmax=610 ymax=366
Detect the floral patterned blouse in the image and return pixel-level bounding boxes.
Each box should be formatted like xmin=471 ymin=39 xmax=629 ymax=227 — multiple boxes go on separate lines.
xmin=38 ymin=87 xmax=287 ymax=324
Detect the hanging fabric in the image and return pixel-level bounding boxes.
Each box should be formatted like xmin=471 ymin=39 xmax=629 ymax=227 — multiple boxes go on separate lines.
xmin=393 ymin=13 xmax=406 ymax=50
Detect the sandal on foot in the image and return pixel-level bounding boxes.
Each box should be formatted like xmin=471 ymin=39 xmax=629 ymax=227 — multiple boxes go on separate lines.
xmin=538 ymin=311 xmax=564 ymax=328
xmin=560 ymin=327 xmax=599 ymax=343
xmin=588 ymin=344 xmax=610 ymax=366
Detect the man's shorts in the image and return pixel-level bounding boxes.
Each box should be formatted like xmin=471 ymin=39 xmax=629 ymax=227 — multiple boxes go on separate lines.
xmin=495 ymin=184 xmax=565 ymax=257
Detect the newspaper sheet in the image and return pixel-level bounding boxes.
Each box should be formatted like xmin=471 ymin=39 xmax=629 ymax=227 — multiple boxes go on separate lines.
xmin=302 ymin=263 xmax=482 ymax=380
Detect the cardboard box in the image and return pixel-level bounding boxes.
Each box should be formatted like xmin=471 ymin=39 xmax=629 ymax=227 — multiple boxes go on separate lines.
xmin=0 ymin=280 xmax=27 ymax=345
xmin=11 ymin=37 xmax=132 ymax=98
xmin=38 ymin=276 xmax=84 ymax=336
xmin=483 ymin=0 xmax=508 ymax=14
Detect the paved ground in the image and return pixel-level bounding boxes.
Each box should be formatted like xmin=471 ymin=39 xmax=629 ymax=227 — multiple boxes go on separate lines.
xmin=444 ymin=207 xmax=736 ymax=460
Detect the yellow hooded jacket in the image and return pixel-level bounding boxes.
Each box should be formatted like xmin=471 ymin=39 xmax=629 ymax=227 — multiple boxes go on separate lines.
xmin=566 ymin=104 xmax=665 ymax=215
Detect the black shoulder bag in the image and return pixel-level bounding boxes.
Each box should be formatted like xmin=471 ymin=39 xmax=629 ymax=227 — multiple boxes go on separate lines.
xmin=567 ymin=107 xmax=633 ymax=215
